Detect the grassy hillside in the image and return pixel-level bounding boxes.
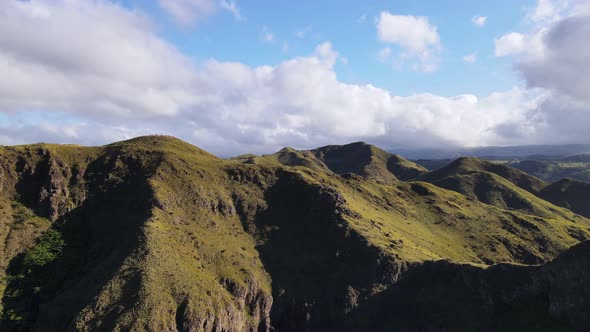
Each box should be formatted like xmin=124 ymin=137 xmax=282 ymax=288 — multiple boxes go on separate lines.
xmin=429 ymin=171 xmax=577 ymax=219
xmin=420 ymin=155 xmax=590 ymax=220
xmin=422 ymin=157 xmax=547 ymax=193
xmin=235 ymin=142 xmax=428 ymax=183
xmin=539 ymin=179 xmax=590 ymax=218
xmin=0 ymin=136 xmax=589 ymax=331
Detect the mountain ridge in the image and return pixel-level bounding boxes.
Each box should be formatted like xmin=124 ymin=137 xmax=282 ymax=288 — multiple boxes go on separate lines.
xmin=1 ymin=135 xmax=589 ymax=331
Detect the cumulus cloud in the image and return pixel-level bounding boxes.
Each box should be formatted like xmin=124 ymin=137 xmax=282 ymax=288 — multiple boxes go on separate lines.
xmin=491 ymin=0 xmax=590 ymax=145
xmin=518 ymin=15 xmax=590 ymax=102
xmin=0 ymin=0 xmax=197 ymax=118
xmin=472 ymin=16 xmax=487 ymax=27
xmin=376 ymin=11 xmax=441 ymax=71
xmin=494 ymin=32 xmax=527 ymax=56
xmin=524 ymin=0 xmax=590 ymax=23
xmin=0 ymin=0 xmax=587 ymax=156
xmin=496 ymin=0 xmax=590 ymax=103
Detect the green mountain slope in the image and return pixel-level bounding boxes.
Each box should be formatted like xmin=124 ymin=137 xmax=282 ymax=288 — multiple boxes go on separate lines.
xmin=539 ymin=179 xmax=590 ymax=218
xmin=422 ymin=157 xmax=547 ymax=193
xmin=236 ymin=142 xmax=428 ymax=183
xmin=421 ymin=156 xmax=590 ymax=220
xmin=428 ymin=171 xmax=576 ymax=219
xmin=0 ymin=136 xmax=589 ymax=331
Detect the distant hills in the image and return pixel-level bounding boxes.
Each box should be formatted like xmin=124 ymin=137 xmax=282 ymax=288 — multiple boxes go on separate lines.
xmin=1 ymin=136 xmax=590 ymax=331
xmin=414 ymin=150 xmax=590 ymax=184
xmin=395 ymin=143 xmax=590 ymax=160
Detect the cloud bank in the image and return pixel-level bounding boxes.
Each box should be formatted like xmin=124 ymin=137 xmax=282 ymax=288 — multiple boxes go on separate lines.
xmin=0 ymin=0 xmax=588 ymax=156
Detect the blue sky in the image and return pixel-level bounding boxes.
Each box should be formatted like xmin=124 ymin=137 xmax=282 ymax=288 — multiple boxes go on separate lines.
xmin=0 ymin=0 xmax=589 ymax=155
xmin=126 ymin=0 xmax=536 ymax=96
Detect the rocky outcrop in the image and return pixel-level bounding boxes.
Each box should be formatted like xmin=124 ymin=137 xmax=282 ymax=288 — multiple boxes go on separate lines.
xmin=178 ymin=277 xmax=273 ymax=332
xmin=1 ymin=149 xmax=89 ymax=222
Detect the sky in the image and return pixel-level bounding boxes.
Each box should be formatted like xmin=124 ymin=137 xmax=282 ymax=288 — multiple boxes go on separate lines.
xmin=0 ymin=0 xmax=589 ymax=156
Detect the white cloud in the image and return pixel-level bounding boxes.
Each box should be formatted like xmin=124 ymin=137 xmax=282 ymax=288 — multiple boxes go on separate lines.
xmin=377 ymin=12 xmax=440 ymax=53
xmin=158 ymin=0 xmax=216 ymax=25
xmin=527 ymin=0 xmax=590 ymax=23
xmin=376 ymin=11 xmax=441 ymax=71
xmin=314 ymin=42 xmax=340 ymax=67
xmin=260 ymin=26 xmax=274 ymax=42
xmin=462 ymin=53 xmax=477 ymax=63
xmin=0 ymin=0 xmax=588 ymax=155
xmin=220 ymin=0 xmax=244 ymax=21
xmin=472 ymin=15 xmax=487 ymax=27
xmin=0 ymin=0 xmax=196 ymax=118
xmin=357 ymin=14 xmax=367 ymax=24
xmin=517 ymin=15 xmax=590 ymax=102
xmin=282 ymin=42 xmax=289 ymax=53
xmin=495 ymin=0 xmax=590 ymax=103
xmin=494 ymin=32 xmax=526 ymax=56
xmin=528 ymin=0 xmax=564 ymax=23
xmin=488 ymin=0 xmax=590 ymax=145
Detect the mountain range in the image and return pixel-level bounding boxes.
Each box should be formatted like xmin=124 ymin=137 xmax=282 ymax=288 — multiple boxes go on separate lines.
xmin=1 ymin=136 xmax=589 ymax=331
xmin=395 ymin=144 xmax=590 ymax=160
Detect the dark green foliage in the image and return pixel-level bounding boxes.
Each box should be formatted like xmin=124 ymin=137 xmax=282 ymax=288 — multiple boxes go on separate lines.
xmin=21 ymin=229 xmax=64 ymax=273
xmin=1 ymin=228 xmax=65 ymax=329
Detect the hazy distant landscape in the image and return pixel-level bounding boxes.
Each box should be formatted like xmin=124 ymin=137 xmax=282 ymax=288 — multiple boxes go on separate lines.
xmin=411 ymin=145 xmax=590 ymax=183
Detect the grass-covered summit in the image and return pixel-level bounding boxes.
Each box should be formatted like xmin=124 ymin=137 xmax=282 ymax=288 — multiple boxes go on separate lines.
xmin=234 ymin=141 xmax=428 ymax=182
xmin=1 ymin=136 xmax=589 ymax=331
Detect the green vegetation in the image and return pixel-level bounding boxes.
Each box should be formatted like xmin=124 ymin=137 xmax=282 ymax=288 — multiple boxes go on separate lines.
xmin=234 ymin=141 xmax=427 ymax=183
xmin=539 ymin=179 xmax=590 ymax=218
xmin=1 ymin=228 xmax=64 ymax=327
xmin=421 ymin=156 xmax=547 ymax=193
xmin=0 ymin=135 xmax=589 ymax=331
xmin=20 ymin=229 xmax=64 ymax=273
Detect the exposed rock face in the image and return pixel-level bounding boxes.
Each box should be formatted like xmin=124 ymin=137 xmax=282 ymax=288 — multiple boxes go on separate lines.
xmin=175 ymin=277 xmax=273 ymax=332
xmin=1 ymin=149 xmax=89 ymax=222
